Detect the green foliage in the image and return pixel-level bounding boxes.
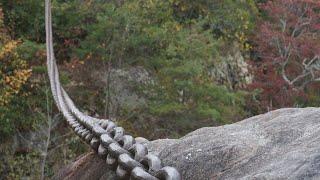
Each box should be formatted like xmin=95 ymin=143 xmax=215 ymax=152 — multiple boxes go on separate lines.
xmin=2 ymin=0 xmax=102 ymax=61
xmin=1 ymin=151 xmax=41 ymax=179
xmin=0 ymin=0 xmax=259 ymax=176
xmin=0 ymin=132 xmax=88 ymax=179
xmin=0 ymin=0 xmax=260 ymax=177
xmin=2 ymin=0 xmax=45 ymax=41
xmin=0 ymin=11 xmax=33 ymax=137
xmin=171 ymin=0 xmax=257 ymax=49
xmin=147 ymin=27 xmax=246 ymax=131
xmin=17 ymin=40 xmax=45 ymax=63
xmin=75 ymin=0 xmax=249 ymax=134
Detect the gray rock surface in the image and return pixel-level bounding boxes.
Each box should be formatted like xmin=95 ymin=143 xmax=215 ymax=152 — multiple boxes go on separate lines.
xmin=95 ymin=66 xmax=152 ymax=117
xmin=209 ymin=42 xmax=251 ymax=89
xmin=56 ymin=108 xmax=320 ymax=180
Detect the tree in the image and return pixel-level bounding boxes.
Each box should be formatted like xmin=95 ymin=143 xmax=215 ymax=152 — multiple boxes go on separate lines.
xmin=0 ymin=7 xmax=33 ymax=137
xmin=250 ymin=0 xmax=320 ymax=110
xmin=77 ymin=0 xmax=249 ymax=137
xmin=171 ymin=0 xmax=258 ymax=50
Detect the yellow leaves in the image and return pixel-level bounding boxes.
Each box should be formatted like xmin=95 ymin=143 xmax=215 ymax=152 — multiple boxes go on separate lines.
xmin=0 ymin=41 xmax=19 ymax=59
xmin=0 ymin=40 xmax=32 ymax=106
xmin=244 ymin=43 xmax=252 ymax=51
xmin=85 ymin=0 xmax=94 ymax=6
xmin=85 ymin=52 xmax=92 ymax=60
xmin=235 ymin=32 xmax=246 ymax=42
xmin=243 ymin=24 xmax=249 ymax=30
xmin=234 ymin=21 xmax=252 ymax=51
xmin=169 ymin=0 xmax=175 ymax=4
xmin=180 ymin=4 xmax=187 ymax=12
xmin=175 ymin=24 xmax=182 ymax=31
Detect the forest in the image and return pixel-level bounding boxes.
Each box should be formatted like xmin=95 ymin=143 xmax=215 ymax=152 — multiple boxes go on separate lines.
xmin=0 ymin=0 xmax=320 ymax=179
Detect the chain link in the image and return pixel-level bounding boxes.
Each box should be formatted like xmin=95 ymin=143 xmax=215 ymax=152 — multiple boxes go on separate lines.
xmin=69 ymin=118 xmax=181 ymax=179
xmin=45 ymin=0 xmax=181 ymax=179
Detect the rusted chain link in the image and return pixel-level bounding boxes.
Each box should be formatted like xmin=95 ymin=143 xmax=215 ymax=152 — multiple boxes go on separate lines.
xmin=45 ymin=0 xmax=181 ymax=179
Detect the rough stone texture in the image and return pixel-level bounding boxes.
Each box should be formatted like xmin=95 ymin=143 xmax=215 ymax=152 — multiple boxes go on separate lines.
xmin=96 ymin=66 xmax=152 ymax=117
xmin=56 ymin=108 xmax=320 ymax=180
xmin=209 ymin=43 xmax=251 ymax=89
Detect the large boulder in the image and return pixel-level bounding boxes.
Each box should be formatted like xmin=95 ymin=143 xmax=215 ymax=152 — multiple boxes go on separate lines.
xmin=55 ymin=108 xmax=320 ymax=179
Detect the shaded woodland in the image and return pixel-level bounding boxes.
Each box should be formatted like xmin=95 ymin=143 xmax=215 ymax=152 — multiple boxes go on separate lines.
xmin=0 ymin=0 xmax=319 ymax=179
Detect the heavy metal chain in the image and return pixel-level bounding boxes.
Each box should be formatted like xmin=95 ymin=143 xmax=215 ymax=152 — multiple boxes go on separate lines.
xmin=45 ymin=0 xmax=181 ymax=179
